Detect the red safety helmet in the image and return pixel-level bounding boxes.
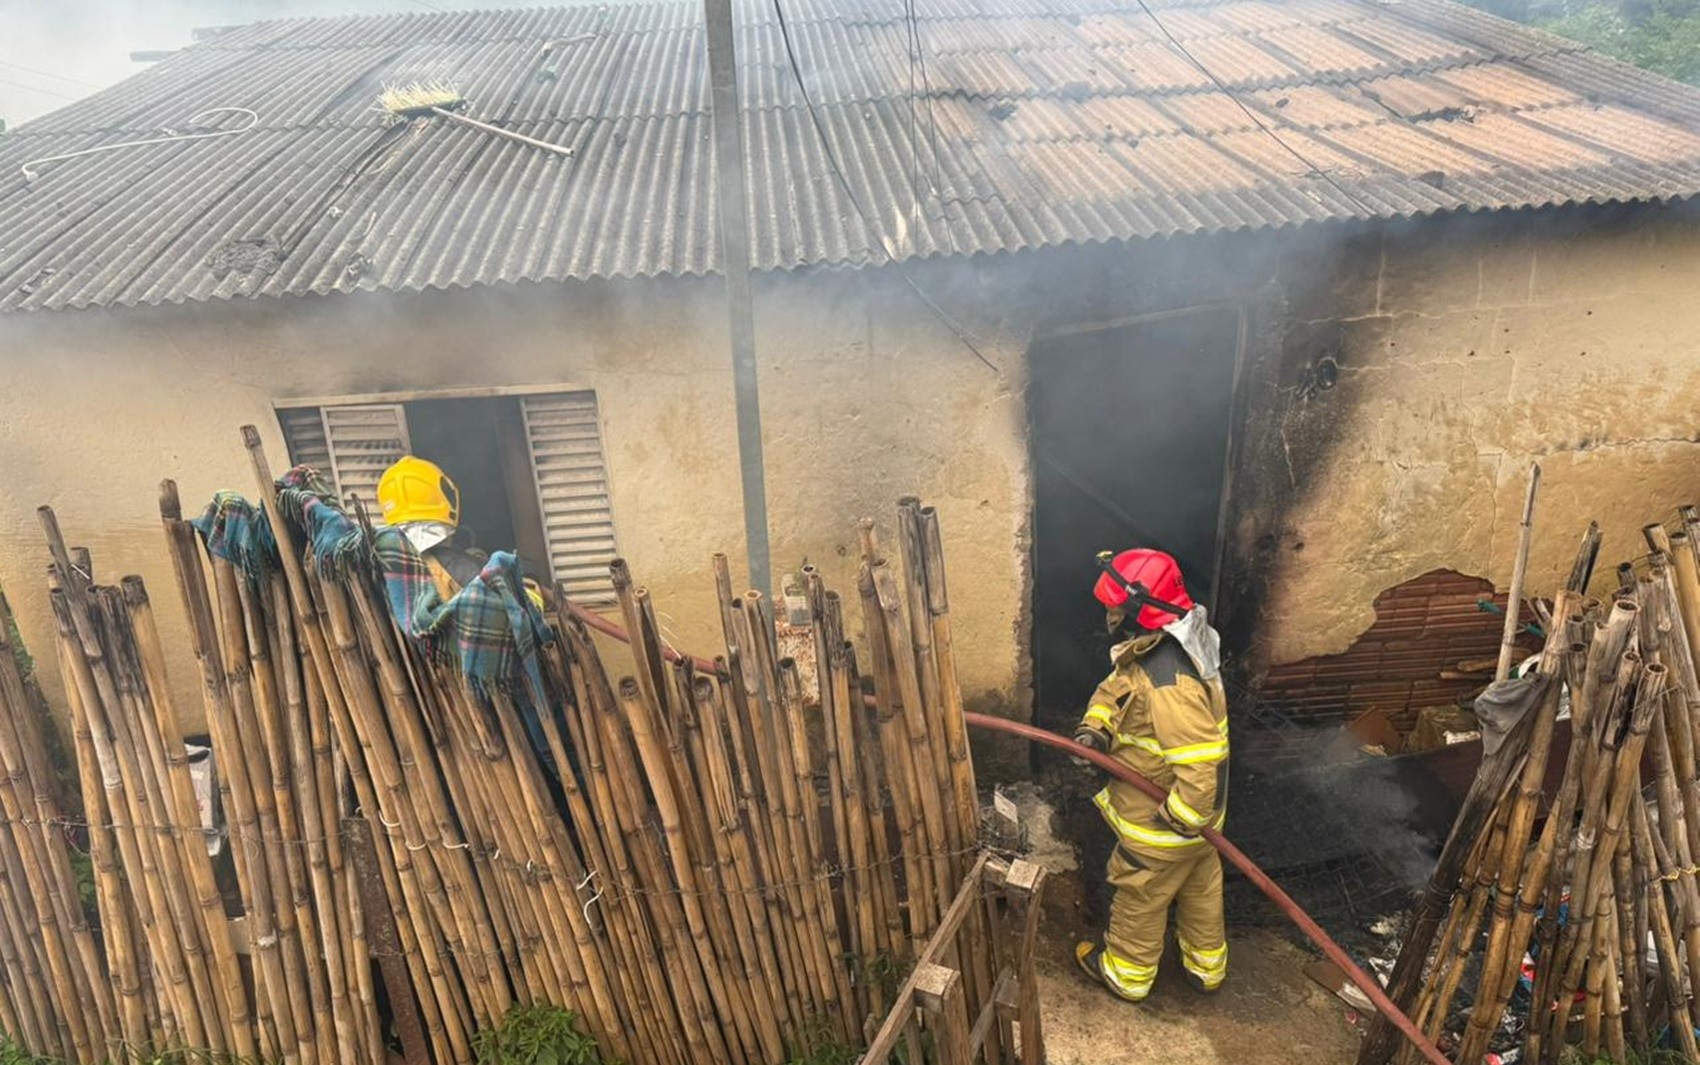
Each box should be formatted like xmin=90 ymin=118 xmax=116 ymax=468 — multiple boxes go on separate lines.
xmin=1093 ymin=548 xmax=1193 ymax=631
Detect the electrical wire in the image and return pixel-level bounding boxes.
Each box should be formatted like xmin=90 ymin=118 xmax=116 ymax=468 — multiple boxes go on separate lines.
xmin=900 ymin=0 xmax=949 ymax=255
xmin=906 ymin=0 xmax=946 ymax=206
xmin=1122 ymin=0 xmax=1374 ymax=215
xmin=19 ymin=106 xmax=259 ymax=181
xmin=0 ymin=60 xmax=101 ymax=90
xmin=0 ymin=76 xmax=78 ymax=101
xmin=771 ymin=0 xmax=1000 ymax=373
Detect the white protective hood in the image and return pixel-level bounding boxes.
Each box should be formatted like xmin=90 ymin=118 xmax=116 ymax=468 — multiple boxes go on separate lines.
xmin=1162 ymin=605 xmax=1222 ymax=681
xmin=399 ymin=520 xmax=455 ymax=555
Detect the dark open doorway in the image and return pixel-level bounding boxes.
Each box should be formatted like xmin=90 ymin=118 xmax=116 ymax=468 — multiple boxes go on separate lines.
xmin=1028 ymin=306 xmax=1244 ymax=733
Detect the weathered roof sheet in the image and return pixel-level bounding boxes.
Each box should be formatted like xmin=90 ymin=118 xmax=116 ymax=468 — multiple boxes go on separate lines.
xmin=3 ymin=0 xmax=1699 ymax=312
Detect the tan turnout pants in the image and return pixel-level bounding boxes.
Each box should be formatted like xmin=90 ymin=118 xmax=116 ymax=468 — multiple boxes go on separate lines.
xmin=1099 ymin=844 xmax=1227 ymax=1000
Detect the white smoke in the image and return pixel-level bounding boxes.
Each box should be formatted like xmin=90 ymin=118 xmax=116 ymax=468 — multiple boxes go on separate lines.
xmin=0 ymin=0 xmax=577 ymax=128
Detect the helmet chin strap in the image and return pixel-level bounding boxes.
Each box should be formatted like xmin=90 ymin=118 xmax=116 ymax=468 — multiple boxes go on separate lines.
xmin=1094 ymin=550 xmax=1190 ymax=621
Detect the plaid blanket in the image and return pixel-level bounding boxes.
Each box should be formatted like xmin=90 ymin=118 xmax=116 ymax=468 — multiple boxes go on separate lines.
xmin=190 ymin=491 xmax=280 ymax=579
xmin=273 ymin=465 xmax=555 ymax=705
xmin=275 ymin=467 xmax=366 ymax=574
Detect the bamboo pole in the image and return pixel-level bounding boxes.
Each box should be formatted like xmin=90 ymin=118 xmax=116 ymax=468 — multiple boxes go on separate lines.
xmin=598 ymin=680 xmax=732 ymax=1062
xmin=1551 ymin=660 xmax=1666 ymax=1051
xmin=813 ymin=584 xmax=882 ymax=1013
xmin=229 ymin=573 xmax=328 ymax=1065
xmin=1528 ymin=601 xmax=1637 ymax=1054
xmin=921 ymin=506 xmax=979 ymax=876
xmin=226 ymin=440 xmax=455 ymax=1060
xmin=203 ymin=557 xmax=303 ymax=1064
xmin=121 ymin=576 xmax=254 ymax=1059
xmin=895 ymin=499 xmax=961 ymax=862
xmin=1417 ymin=818 xmax=1501 ymax=1044
xmin=871 ymin=562 xmax=955 ymax=915
xmin=61 ymin=631 xmax=142 ymax=1056
xmin=688 ymin=672 xmax=792 ymax=1059
xmin=42 ymin=553 xmax=210 ymax=1057
xmin=1363 ymin=660 xmax=1548 ymax=1065
xmin=737 ymin=593 xmax=841 ymax=1026
xmin=1495 ymin=462 xmax=1541 ymax=683
xmin=257 ymin=573 xmax=358 ymax=1065
xmin=0 ymin=606 xmax=110 ymax=1061
xmin=710 ymin=554 xmax=822 ymax=1037
xmin=1610 ymin=840 xmax=1648 ymax=1053
xmin=857 ymin=565 xmax=934 ymax=940
xmin=1457 ymin=592 xmax=1572 ymax=1064
xmin=557 ymin=634 xmax=691 ymax=1065
xmin=1631 ymin=797 xmax=1700 ymax=1062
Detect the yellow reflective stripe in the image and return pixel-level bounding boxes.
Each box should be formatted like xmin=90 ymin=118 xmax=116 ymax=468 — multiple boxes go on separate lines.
xmin=1179 ymin=939 xmax=1228 ymax=987
xmin=1084 ymin=704 xmax=1117 ymax=729
xmin=1165 ymin=792 xmax=1210 ymax=829
xmin=1094 ymin=789 xmax=1207 ymax=849
xmin=1115 ymin=733 xmax=1164 ymax=757
xmin=1164 ymin=739 xmax=1228 ymax=765
xmin=1179 ymin=938 xmax=1227 ymax=968
xmin=1101 ymin=950 xmax=1156 ymax=999
xmin=1110 ymin=720 xmax=1229 ymax=761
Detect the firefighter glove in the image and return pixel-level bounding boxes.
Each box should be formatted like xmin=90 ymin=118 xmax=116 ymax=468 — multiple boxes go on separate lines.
xmin=1071 ymin=727 xmax=1106 ymax=769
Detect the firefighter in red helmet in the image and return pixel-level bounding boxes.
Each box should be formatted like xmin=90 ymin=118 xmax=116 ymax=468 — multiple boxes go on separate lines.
xmin=1073 ymin=548 xmax=1230 ymax=1003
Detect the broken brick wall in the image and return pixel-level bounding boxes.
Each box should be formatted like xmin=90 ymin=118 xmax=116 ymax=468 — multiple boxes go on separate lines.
xmin=1254 ymin=569 xmax=1518 ymax=729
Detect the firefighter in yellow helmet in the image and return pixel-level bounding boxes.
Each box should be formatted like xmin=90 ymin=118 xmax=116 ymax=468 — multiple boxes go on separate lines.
xmin=377 ymin=456 xmax=489 ymax=598
xmin=379 ymin=456 xmax=553 ymax=608
xmin=1072 ymin=549 xmax=1229 ymax=1004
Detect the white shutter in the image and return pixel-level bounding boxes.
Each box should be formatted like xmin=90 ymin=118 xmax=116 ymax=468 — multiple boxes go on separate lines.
xmin=520 ymin=393 xmax=618 ymax=605
xmin=277 ymin=406 xmax=332 ymax=473
xmin=320 ymin=404 xmax=411 ymax=521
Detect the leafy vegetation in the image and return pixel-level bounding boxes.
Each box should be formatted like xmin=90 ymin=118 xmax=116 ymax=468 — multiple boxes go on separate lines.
xmin=1469 ymin=0 xmax=1700 ymax=86
xmin=783 ymin=1014 xmax=859 ymax=1065
xmin=471 ymin=1004 xmax=614 ymax=1065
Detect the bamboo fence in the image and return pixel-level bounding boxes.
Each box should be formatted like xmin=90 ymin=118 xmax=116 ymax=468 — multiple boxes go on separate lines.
xmin=1366 ymin=505 xmax=1700 ymax=1065
xmin=0 ymin=427 xmax=1001 ymax=1065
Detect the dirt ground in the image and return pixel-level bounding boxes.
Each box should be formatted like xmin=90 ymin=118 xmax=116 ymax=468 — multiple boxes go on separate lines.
xmin=1036 ymin=927 xmax=1365 ymax=1065
xmin=1004 ymin=783 xmax=1368 ymax=1065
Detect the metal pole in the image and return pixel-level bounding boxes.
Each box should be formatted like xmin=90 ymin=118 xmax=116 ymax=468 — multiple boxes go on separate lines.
xmin=704 ymin=0 xmax=772 ymax=597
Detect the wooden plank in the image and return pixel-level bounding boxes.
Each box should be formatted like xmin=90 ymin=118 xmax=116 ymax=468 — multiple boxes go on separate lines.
xmin=914 ymin=963 xmax=972 ymax=1065
xmin=972 ymin=971 xmax=1015 ymax=1058
xmin=861 ymin=854 xmax=990 ymax=1063
xmin=1006 ymin=859 xmax=1048 ymax=1065
xmin=343 ymin=818 xmax=427 ymax=1065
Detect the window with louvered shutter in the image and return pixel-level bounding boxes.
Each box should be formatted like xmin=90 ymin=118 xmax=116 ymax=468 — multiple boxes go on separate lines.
xmin=277 ymin=406 xmax=332 ymax=473
xmin=520 ymin=393 xmax=619 ymax=605
xmin=320 ymin=404 xmax=412 ymax=521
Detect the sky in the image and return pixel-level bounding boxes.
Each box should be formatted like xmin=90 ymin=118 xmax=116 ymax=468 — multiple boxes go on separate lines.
xmin=0 ymin=0 xmax=563 ymax=128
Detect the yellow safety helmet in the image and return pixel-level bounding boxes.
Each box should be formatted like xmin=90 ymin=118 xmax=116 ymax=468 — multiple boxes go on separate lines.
xmin=377 ymin=456 xmax=460 ymax=527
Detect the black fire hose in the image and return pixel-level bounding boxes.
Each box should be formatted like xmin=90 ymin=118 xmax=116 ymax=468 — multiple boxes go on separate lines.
xmin=564 ymin=603 xmax=1448 ymax=1065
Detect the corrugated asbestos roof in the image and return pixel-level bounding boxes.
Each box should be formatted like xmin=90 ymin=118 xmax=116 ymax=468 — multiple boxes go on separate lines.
xmin=3 ymin=0 xmax=1700 ymax=312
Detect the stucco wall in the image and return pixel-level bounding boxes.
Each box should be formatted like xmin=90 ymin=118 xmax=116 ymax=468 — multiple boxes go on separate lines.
xmin=7 ymin=201 xmax=1700 ymax=765
xmin=1231 ymin=202 xmax=1700 ymax=673
xmin=0 ymin=268 xmax=1033 ymax=759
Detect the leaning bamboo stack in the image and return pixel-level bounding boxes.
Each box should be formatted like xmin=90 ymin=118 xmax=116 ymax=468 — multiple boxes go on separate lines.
xmin=1366 ymin=505 xmax=1700 ymax=1065
xmin=36 ymin=499 xmax=381 ymax=1065
xmin=0 ymin=426 xmax=1005 ymax=1065
xmin=0 ymin=580 xmax=114 ymax=1064
xmin=122 ymin=424 xmax=989 ymax=1065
